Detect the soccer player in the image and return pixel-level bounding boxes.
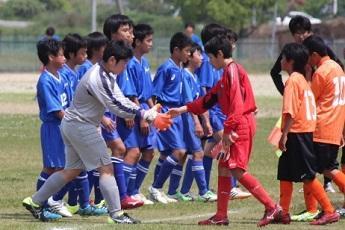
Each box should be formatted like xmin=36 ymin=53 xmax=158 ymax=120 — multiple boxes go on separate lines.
xmin=169 ymin=35 xmax=281 ymax=227
xmin=276 ymin=42 xmax=339 ymax=225
xmin=303 ymin=35 xmax=345 ymax=222
xmin=102 ymin=14 xmax=144 ymax=209
xmin=22 ymin=40 xmax=172 ymax=224
xmin=173 ymin=42 xmax=217 ymax=202
xmin=148 ymin=32 xmax=192 ymax=204
xmin=184 ymin=22 xmax=203 ymax=49
xmin=30 ymin=39 xmax=70 ymax=220
xmin=115 ymin=23 xmax=156 ymax=204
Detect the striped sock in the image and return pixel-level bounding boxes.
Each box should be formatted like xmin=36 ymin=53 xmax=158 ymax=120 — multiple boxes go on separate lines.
xmin=111 ymin=157 xmax=127 ymax=200
xmin=134 ymin=159 xmax=150 ymax=195
xmin=153 ymin=155 xmax=178 ymax=189
xmin=127 ymin=165 xmax=137 ymax=196
xmin=153 ymin=158 xmax=164 ymax=183
xmin=192 ymin=159 xmax=208 ymax=195
xmin=180 ymin=156 xmax=193 ymax=194
xmin=76 ymin=171 xmax=90 ymax=208
xmin=168 ymin=164 xmax=183 ymax=195
xmin=203 ymin=156 xmax=213 ymax=190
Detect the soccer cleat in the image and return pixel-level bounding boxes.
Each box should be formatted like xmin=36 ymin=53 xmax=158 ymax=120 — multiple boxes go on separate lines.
xmin=167 ymin=191 xmax=193 ymax=202
xmin=121 ymin=196 xmax=144 ymax=210
xmin=148 ymin=186 xmax=168 ymax=204
xmin=230 ymin=187 xmax=251 ymax=200
xmin=47 ymin=197 xmax=72 ymax=217
xmin=291 ymin=210 xmax=320 ymax=222
xmin=275 ymin=212 xmax=291 ymax=224
xmin=162 ymin=192 xmax=178 ymax=203
xmin=257 ymin=204 xmax=282 ymax=227
xmin=198 ymin=215 xmax=229 ymax=225
xmin=108 ymin=212 xmax=141 ymax=224
xmin=336 ymin=207 xmax=345 ymax=217
xmin=197 ymin=190 xmax=218 ymax=202
xmin=66 ymin=204 xmax=79 ymax=214
xmin=310 ymin=212 xmax=340 ymax=225
xmin=324 ymin=182 xmax=336 ymax=193
xmin=131 ymin=194 xmax=154 ymax=205
xmin=78 ymin=204 xmax=108 ymax=216
xmin=22 ymin=197 xmax=62 ymax=222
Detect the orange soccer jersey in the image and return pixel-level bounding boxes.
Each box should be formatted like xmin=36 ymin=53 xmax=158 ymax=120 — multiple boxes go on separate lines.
xmin=311 ymin=56 xmax=345 ymax=145
xmin=282 ymin=72 xmax=316 ymax=133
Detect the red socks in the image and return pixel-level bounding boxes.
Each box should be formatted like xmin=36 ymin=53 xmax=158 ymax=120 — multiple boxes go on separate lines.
xmin=304 ymin=179 xmax=334 ymax=214
xmin=216 ymin=176 xmax=231 ymax=218
xmin=279 ymin=181 xmax=293 ymax=214
xmin=239 ymin=172 xmax=275 ymax=210
xmin=332 ymin=170 xmax=345 ymax=194
xmin=303 ymin=182 xmax=318 ymax=213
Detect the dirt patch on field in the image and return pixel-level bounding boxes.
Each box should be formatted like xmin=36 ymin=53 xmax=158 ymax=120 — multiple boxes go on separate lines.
xmin=0 ymin=73 xmax=38 ymax=93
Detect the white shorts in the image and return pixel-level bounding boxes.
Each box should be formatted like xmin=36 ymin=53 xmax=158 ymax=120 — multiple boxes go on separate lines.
xmin=61 ymin=119 xmax=111 ymax=171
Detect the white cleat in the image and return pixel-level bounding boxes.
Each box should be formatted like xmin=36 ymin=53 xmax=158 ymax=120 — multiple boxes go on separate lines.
xmin=324 ymin=182 xmax=336 ymax=193
xmin=47 ymin=197 xmax=72 ymax=217
xmin=148 ymin=186 xmax=168 ymax=204
xmin=131 ymin=194 xmax=154 ymax=205
xmin=162 ymin=192 xmax=178 ymax=203
xmin=230 ymin=187 xmax=251 ymax=200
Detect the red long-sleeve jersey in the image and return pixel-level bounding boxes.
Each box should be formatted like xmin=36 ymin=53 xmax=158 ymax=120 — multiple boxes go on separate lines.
xmin=187 ymin=61 xmax=256 ymax=134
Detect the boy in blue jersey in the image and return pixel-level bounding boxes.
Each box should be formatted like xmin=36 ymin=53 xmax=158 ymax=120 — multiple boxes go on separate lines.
xmin=116 ymin=24 xmax=156 ymax=205
xmin=77 ymin=32 xmax=107 ymax=79
xmin=184 ymin=23 xmax=203 ymax=50
xmin=168 ymin=43 xmax=217 ymax=202
xmin=103 ymin=14 xmax=144 ymax=209
xmin=33 ymin=39 xmax=69 ymax=220
xmin=148 ymin=32 xmax=192 ymax=204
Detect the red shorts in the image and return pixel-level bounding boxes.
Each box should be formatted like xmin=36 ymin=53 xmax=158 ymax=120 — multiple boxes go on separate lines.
xmin=219 ymin=113 xmax=256 ymax=170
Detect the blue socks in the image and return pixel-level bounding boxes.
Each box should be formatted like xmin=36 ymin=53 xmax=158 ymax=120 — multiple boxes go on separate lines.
xmin=203 ymin=155 xmax=213 ymax=190
xmin=153 ymin=158 xmax=164 ymax=183
xmin=127 ymin=164 xmax=137 ymax=196
xmin=153 ymin=155 xmax=178 ymax=189
xmin=192 ymin=160 xmax=208 ymax=195
xmin=92 ymin=170 xmax=103 ymax=204
xmin=111 ymin=157 xmax=127 ymax=200
xmin=67 ymin=171 xmax=89 ymax=208
xmin=134 ymin=159 xmax=150 ymax=195
xmin=36 ymin=171 xmax=50 ymax=191
xmin=168 ymin=164 xmax=183 ymax=195
xmin=180 ymin=157 xmax=193 ymax=194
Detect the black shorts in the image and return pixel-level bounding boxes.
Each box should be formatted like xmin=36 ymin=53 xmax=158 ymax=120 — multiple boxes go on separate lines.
xmin=314 ymin=142 xmax=339 ymax=172
xmin=277 ymin=133 xmax=316 ymax=182
xmin=341 ymin=147 xmax=345 ymax=165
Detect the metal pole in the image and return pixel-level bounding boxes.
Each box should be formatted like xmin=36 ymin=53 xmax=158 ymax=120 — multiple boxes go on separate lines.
xmin=115 ymin=0 xmax=124 ymax=14
xmin=270 ymin=2 xmax=278 ymax=59
xmin=333 ymin=0 xmax=338 ymax=16
xmin=91 ymin=0 xmax=97 ymax=32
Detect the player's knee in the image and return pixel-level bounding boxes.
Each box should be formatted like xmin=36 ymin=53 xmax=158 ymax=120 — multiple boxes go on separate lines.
xmin=142 ymin=150 xmax=154 ymax=162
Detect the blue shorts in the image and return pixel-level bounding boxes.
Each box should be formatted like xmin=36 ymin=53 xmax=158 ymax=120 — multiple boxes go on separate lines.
xmin=40 ymin=122 xmax=65 ymax=168
xmin=101 ymin=111 xmax=121 ymax=142
xmin=182 ymin=113 xmax=202 ymax=153
xmin=117 ymin=103 xmax=157 ymax=150
xmin=156 ymin=104 xmax=185 ymax=151
xmin=209 ymin=110 xmax=225 ymax=132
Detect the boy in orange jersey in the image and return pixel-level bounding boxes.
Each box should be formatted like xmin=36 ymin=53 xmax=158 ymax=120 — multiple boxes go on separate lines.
xmin=277 ymin=43 xmax=339 ymax=225
xmin=303 ymin=35 xmax=345 ymax=222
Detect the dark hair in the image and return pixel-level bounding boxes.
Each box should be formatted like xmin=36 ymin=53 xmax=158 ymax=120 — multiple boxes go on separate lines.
xmin=102 ymin=40 xmax=133 ymax=63
xmin=103 ymin=14 xmax=133 ymax=40
xmin=62 ymin=33 xmax=87 ymax=59
xmin=185 ymin=22 xmax=195 ymax=29
xmin=281 ymin=43 xmax=309 ymax=75
xmin=289 ymin=15 xmax=312 ymax=34
xmin=133 ymin=23 xmax=153 ymax=48
xmin=37 ymin=39 xmax=63 ymax=66
xmin=183 ymin=42 xmax=202 ymax=67
xmin=169 ymin=32 xmax=193 ymax=54
xmin=86 ymin=32 xmax=108 ymax=59
xmin=205 ymin=35 xmax=232 ymax=58
xmin=201 ymin=23 xmax=227 ymax=45
xmin=303 ymin=35 xmax=328 ymax=57
xmin=45 ymin=26 xmax=55 ymax=36
xmin=226 ymin=28 xmax=238 ymax=43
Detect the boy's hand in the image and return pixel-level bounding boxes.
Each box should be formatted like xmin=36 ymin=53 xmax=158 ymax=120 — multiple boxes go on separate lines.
xmin=211 ymin=142 xmax=230 ymax=161
xmin=168 ymin=106 xmax=187 ymax=118
xmin=101 ymin=116 xmax=116 ymax=132
xmin=195 ymin=123 xmax=204 ymax=137
xmin=125 ymin=118 xmax=135 ymax=129
xmin=153 ymin=113 xmax=173 ymax=131
xmin=203 ymin=121 xmax=213 ymax=137
xmin=222 ymin=131 xmax=239 ymax=150
xmin=278 ymin=134 xmax=288 ymax=151
xmin=140 ymin=119 xmax=149 ymax=136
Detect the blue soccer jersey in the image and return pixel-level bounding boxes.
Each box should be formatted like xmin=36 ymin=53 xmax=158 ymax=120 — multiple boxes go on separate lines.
xmin=153 ymin=58 xmax=184 ymax=106
xmin=117 ymin=68 xmax=136 ymax=97
xmin=77 ymin=59 xmax=93 ymax=80
xmin=59 ymin=64 xmax=79 ymax=103
xmin=191 ymin=34 xmax=204 ymax=50
xmin=182 ymin=68 xmax=202 ymax=105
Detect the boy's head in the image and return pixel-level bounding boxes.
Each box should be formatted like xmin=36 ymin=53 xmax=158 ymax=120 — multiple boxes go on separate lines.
xmin=62 ymin=33 xmax=87 ymax=65
xmin=302 ymin=35 xmax=328 ymax=66
xmin=45 ymin=26 xmax=55 ymax=37
xmin=184 ymin=22 xmax=195 ymax=38
xmin=204 ymin=35 xmax=232 ymax=69
xmin=103 ymin=40 xmax=133 ymax=75
xmin=170 ymin=32 xmax=193 ymax=63
xmin=133 ymin=23 xmax=154 ymax=54
xmin=281 ymin=43 xmax=309 ymax=75
xmin=37 ymin=39 xmax=65 ymax=67
xmin=289 ymin=15 xmax=312 ymax=43
xmin=86 ymin=32 xmax=108 ymax=60
xmin=201 ymin=23 xmax=227 ymax=45
xmin=184 ymin=42 xmax=203 ymax=68
xmin=103 ymin=14 xmax=134 ymax=44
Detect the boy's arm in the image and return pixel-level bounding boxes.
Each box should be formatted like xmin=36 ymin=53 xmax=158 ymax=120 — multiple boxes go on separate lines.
xmin=54 ymin=110 xmax=65 ymax=120
xmin=279 ymin=114 xmax=293 ymax=151
xmin=270 ymin=52 xmax=285 ymax=96
xmin=192 ymin=113 xmax=204 ymax=137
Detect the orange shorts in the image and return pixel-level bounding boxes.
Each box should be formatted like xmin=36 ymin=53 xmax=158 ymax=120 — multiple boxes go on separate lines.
xmin=218 ymin=113 xmax=256 ymax=170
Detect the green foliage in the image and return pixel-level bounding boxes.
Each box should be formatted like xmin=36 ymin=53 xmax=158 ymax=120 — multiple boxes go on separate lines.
xmin=0 ymin=0 xmax=44 ymax=19
xmin=128 ymin=0 xmax=175 ymax=15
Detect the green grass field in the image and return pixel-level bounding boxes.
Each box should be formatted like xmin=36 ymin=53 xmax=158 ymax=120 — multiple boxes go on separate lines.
xmin=0 ymin=92 xmax=344 ymax=230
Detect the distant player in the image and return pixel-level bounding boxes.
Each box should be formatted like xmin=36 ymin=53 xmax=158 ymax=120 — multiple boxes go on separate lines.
xmin=184 ymin=22 xmax=203 ymax=49
xmin=303 ymin=35 xmax=345 ymax=221
xmin=169 ymin=35 xmax=281 ymax=227
xmin=148 ymin=32 xmax=192 ymax=204
xmin=276 ymin=42 xmax=339 ymax=225
xmin=22 ymin=40 xmax=172 ymax=224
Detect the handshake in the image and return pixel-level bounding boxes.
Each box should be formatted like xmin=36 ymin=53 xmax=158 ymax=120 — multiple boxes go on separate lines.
xmin=142 ymin=104 xmax=173 ymax=131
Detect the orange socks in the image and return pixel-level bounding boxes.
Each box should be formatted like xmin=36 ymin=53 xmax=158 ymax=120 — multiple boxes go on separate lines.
xmin=303 ymin=183 xmax=318 ymax=213
xmin=304 ymin=179 xmax=334 ymax=214
xmin=279 ymin=181 xmax=293 ymax=214
xmin=333 ymin=170 xmax=345 ymax=194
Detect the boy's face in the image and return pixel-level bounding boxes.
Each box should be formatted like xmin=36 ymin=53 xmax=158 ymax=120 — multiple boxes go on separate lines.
xmin=111 ymin=24 xmax=133 ymax=45
xmin=50 ymin=48 xmax=65 ymax=68
xmin=292 ymin=30 xmax=311 ymax=43
xmin=176 ymin=46 xmax=191 ymax=64
xmin=208 ymin=52 xmax=224 ymax=70
xmin=280 ymin=54 xmax=293 ymax=72
xmin=107 ymin=56 xmax=129 ymax=75
xmin=308 ymin=52 xmax=319 ymax=67
xmin=137 ymin=34 xmax=153 ymax=54
xmin=72 ymin=48 xmax=87 ymax=65
xmin=185 ymin=26 xmax=194 ymax=38
xmin=189 ymin=50 xmax=203 ymax=68
xmin=94 ymin=46 xmax=106 ymax=61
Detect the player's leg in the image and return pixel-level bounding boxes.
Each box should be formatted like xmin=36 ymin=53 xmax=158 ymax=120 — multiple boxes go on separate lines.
xmin=180 ymin=154 xmax=194 ymax=200
xmin=167 ymin=154 xmax=186 ymax=199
